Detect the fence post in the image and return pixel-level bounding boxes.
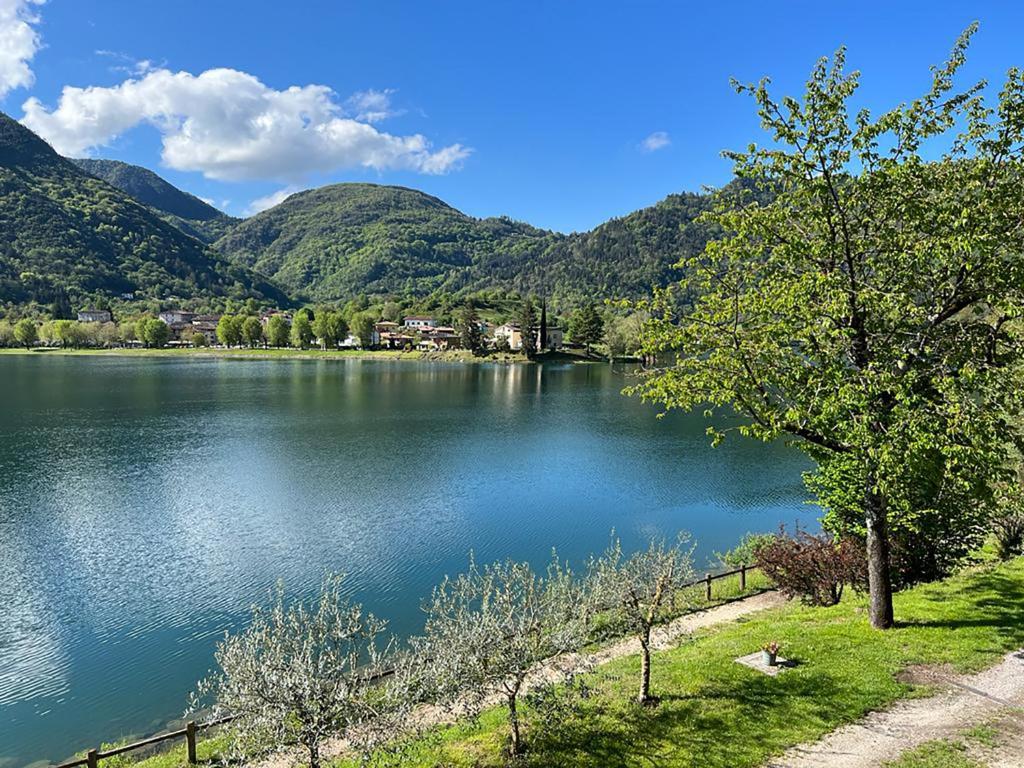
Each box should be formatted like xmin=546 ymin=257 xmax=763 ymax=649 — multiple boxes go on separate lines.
xmin=86 ymin=750 xmax=99 ymax=768
xmin=186 ymin=721 xmax=198 ymax=764
xmin=740 ymin=564 xmax=747 ymax=592
xmin=705 ymin=573 xmax=712 ymax=601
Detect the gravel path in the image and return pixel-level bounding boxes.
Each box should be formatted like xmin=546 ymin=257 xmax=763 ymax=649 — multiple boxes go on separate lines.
xmin=767 ymin=650 xmax=1024 ymax=768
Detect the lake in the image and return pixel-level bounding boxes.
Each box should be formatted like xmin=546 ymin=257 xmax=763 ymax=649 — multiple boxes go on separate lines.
xmin=0 ymin=354 xmax=813 ymax=765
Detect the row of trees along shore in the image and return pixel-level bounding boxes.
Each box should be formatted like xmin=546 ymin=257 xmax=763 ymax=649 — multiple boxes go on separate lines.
xmin=192 ymin=534 xmax=699 ymax=768
xmin=0 ymin=300 xmax=638 ymax=357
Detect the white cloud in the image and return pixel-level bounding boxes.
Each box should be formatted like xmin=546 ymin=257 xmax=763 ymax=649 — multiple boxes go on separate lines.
xmin=640 ymin=131 xmax=671 ymax=153
xmin=345 ymin=88 xmax=401 ymax=123
xmin=21 ymin=67 xmax=472 ymax=181
xmin=246 ymin=185 xmax=300 ymax=216
xmin=0 ymin=0 xmax=44 ymax=100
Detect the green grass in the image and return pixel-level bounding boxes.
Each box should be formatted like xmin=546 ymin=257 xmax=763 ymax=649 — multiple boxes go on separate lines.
xmin=0 ymin=347 xmax=529 ymax=364
xmin=346 ymin=559 xmax=1024 ymax=767
xmin=884 ymin=741 xmax=983 ymax=768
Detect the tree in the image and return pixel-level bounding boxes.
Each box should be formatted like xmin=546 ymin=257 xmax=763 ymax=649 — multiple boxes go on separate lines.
xmin=312 ymin=310 xmax=347 ymax=349
xmin=291 ymin=310 xmax=315 ymax=349
xmin=138 ymin=318 xmax=169 ymax=348
xmin=241 ymin=316 xmax=264 ymax=348
xmin=632 ymin=27 xmax=1024 ymax=629
xmin=539 ymin=298 xmax=548 ymax=352
xmin=192 ymin=575 xmax=404 ymax=768
xmin=350 ymin=311 xmax=376 ymax=349
xmin=266 ymin=315 xmax=289 ymax=348
xmin=458 ymin=300 xmax=484 ymax=354
xmin=590 ymin=535 xmax=694 ymax=704
xmin=416 ymin=554 xmax=589 ymax=757
xmin=217 ymin=315 xmax=242 ymax=348
xmin=13 ymin=318 xmax=37 ymax=349
xmin=569 ymin=304 xmax=604 ymax=356
xmin=605 ymin=312 xmax=647 ymax=359
xmin=518 ymin=297 xmax=537 ymax=358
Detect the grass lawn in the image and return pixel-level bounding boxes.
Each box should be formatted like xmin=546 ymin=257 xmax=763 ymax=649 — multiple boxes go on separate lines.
xmin=348 ymin=558 xmax=1024 ymax=768
xmin=0 ymin=346 xmax=528 ymax=364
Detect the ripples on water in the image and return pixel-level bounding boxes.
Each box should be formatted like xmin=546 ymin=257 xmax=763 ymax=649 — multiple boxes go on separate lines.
xmin=0 ymin=356 xmax=813 ymax=764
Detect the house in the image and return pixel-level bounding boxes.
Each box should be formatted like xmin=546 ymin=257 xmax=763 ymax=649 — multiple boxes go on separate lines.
xmin=159 ymin=310 xmax=197 ymax=325
xmin=190 ymin=315 xmax=221 ymax=344
xmin=403 ymin=315 xmax=438 ymax=330
xmin=77 ymin=309 xmax=112 ymax=323
xmin=260 ymin=311 xmax=292 ymax=327
xmin=492 ymin=323 xmax=563 ymax=351
xmin=372 ymin=321 xmax=400 ymax=346
xmin=378 ymin=331 xmax=415 ymax=350
xmin=417 ymin=326 xmax=460 ymax=351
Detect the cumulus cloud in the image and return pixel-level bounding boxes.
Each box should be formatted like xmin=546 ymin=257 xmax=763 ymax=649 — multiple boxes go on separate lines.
xmin=21 ymin=67 xmax=472 ymax=181
xmin=246 ymin=185 xmax=300 ymax=216
xmin=640 ymin=131 xmax=671 ymax=153
xmin=0 ymin=0 xmax=44 ymax=100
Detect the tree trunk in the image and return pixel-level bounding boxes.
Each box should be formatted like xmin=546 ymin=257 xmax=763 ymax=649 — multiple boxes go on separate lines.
xmin=638 ymin=625 xmax=652 ymax=703
xmin=306 ymin=741 xmax=320 ymax=768
xmin=865 ymin=485 xmax=895 ymax=629
xmin=507 ymin=692 xmax=522 ymax=756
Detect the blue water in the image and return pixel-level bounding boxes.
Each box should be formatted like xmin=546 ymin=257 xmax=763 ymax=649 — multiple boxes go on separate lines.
xmin=0 ymin=355 xmax=814 ymax=765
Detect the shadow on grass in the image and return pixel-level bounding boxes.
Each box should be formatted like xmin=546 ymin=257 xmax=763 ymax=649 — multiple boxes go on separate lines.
xmin=895 ymin=570 xmax=1024 ymax=644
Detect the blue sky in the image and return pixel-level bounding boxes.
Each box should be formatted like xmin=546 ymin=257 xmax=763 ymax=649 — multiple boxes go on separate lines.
xmin=2 ymin=1 xmax=1023 ymax=232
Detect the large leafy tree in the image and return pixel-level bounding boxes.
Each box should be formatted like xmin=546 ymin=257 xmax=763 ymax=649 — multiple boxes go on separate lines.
xmin=633 ymin=27 xmax=1024 ymax=629
xmin=569 ymin=303 xmax=604 ymax=356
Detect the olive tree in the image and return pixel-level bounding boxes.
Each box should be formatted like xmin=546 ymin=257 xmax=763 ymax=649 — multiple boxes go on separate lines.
xmin=632 ymin=27 xmax=1024 ymax=629
xmin=416 ymin=554 xmax=589 ymax=758
xmin=589 ymin=535 xmax=694 ymax=704
xmin=192 ymin=575 xmax=405 ymax=768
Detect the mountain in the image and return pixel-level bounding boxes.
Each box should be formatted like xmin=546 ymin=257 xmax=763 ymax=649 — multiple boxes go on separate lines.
xmin=214 ymin=183 xmax=720 ymax=303
xmin=72 ymin=158 xmax=240 ymax=243
xmin=214 ymin=183 xmax=563 ymax=301
xmin=0 ymin=112 xmax=288 ymax=310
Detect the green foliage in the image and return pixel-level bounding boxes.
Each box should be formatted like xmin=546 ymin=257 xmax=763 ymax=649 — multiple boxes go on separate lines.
xmin=0 ymin=112 xmax=286 ymax=310
xmin=715 ymin=532 xmax=775 ymax=569
xmin=13 ymin=317 xmax=36 ymax=348
xmin=631 ymin=28 xmax=1024 ymax=627
xmin=290 ymin=311 xmax=314 ymax=349
xmin=241 ymin=316 xmax=264 ymax=348
xmin=265 ymin=315 xmax=289 ymax=347
xmin=136 ymin=318 xmax=169 ymax=348
xmin=72 ymin=158 xmax=239 ymax=243
xmin=217 ymin=315 xmax=243 ymax=347
xmin=311 ymin=310 xmax=347 ymax=349
xmin=458 ymin=300 xmax=484 ymax=354
xmin=568 ymin=304 xmax=604 ymax=354
xmin=191 ymin=332 xmax=207 ymax=348
xmin=349 ymin=311 xmax=376 ymax=348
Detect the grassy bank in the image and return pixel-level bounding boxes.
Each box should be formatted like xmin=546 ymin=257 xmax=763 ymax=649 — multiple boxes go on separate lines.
xmin=0 ymin=346 xmax=530 ymax=364
xmin=350 ymin=558 xmax=1024 ymax=767
xmin=110 ymin=560 xmax=1024 ymax=768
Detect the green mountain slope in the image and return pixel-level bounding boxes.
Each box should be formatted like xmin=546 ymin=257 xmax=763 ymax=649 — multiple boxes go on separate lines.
xmin=0 ymin=112 xmax=288 ymax=310
xmin=214 ymin=183 xmax=720 ymax=302
xmin=72 ymin=158 xmax=240 ymax=243
xmin=214 ymin=183 xmax=563 ymax=301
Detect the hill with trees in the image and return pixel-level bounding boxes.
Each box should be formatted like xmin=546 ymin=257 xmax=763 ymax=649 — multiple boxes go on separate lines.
xmin=0 ymin=111 xmax=288 ymax=314
xmin=72 ymin=158 xmax=240 ymax=243
xmin=213 ymin=182 xmax=724 ymax=304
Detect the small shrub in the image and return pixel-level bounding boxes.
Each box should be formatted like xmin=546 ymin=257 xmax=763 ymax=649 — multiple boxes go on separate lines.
xmin=755 ymin=529 xmax=866 ymax=606
xmin=716 ymin=532 xmax=775 ymax=569
xmin=993 ymin=509 xmax=1024 ymax=560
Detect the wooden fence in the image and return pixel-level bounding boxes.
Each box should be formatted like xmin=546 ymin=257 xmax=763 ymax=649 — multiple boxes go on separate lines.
xmin=54 ymin=563 xmax=762 ymax=768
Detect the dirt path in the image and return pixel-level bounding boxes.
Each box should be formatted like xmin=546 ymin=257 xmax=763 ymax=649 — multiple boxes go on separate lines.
xmin=767 ymin=650 xmax=1024 ymax=768
xmin=257 ymin=590 xmax=787 ymax=767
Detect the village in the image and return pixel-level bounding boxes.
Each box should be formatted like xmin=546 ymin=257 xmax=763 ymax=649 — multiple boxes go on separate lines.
xmin=74 ymin=308 xmax=567 ymax=352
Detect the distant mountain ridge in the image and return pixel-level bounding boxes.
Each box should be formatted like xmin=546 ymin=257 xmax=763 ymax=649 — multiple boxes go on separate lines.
xmin=0 ymin=111 xmax=287 ymax=310
xmin=1 ymin=111 xmax=728 ymax=310
xmin=72 ymin=158 xmax=240 ymax=243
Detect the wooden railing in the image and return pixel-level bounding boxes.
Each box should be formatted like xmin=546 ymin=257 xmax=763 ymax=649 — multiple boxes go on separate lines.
xmin=56 ymin=716 xmax=236 ymax=768
xmin=55 ymin=563 xmax=762 ymax=767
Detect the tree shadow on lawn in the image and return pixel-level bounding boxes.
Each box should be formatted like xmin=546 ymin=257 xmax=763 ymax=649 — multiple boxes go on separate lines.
xmin=526 ymin=668 xmax=853 ymax=768
xmin=894 ymin=570 xmax=1024 ymax=646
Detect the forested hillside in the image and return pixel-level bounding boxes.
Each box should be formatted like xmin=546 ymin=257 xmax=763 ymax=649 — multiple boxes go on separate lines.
xmin=72 ymin=158 xmax=240 ymax=243
xmin=0 ymin=112 xmax=287 ymax=313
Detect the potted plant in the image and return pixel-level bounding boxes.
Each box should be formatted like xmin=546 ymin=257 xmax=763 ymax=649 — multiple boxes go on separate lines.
xmin=762 ymin=641 xmax=780 ymax=667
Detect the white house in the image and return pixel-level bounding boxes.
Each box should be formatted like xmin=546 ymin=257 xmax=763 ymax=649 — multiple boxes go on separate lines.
xmin=77 ymin=309 xmax=112 ymax=323
xmin=403 ymin=315 xmax=438 ymax=329
xmin=158 ymin=310 xmax=197 ymax=325
xmin=492 ymin=323 xmax=563 ymax=351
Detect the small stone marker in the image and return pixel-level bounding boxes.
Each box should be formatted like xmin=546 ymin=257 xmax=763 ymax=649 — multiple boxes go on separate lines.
xmin=735 ymin=651 xmax=790 ymax=676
